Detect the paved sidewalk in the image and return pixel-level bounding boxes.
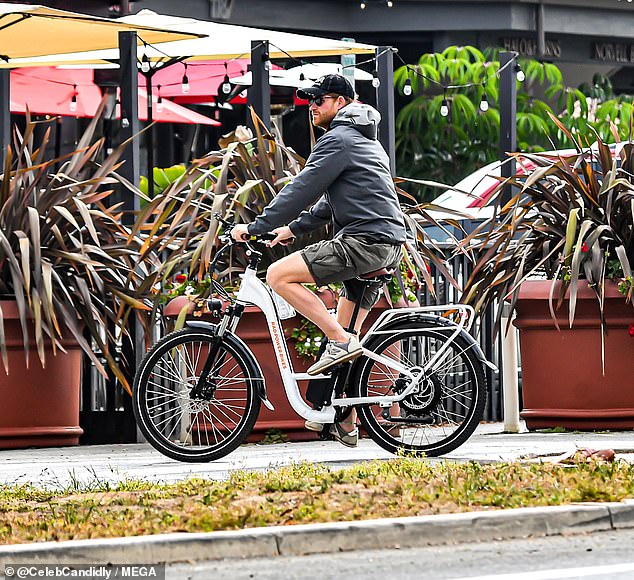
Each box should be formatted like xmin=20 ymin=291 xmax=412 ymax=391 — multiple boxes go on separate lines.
xmin=1 ymin=422 xmax=634 ymax=489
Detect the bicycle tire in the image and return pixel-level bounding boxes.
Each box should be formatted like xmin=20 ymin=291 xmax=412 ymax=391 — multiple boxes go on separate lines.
xmin=133 ymin=327 xmax=261 ymax=462
xmin=354 ymin=324 xmax=486 ymax=457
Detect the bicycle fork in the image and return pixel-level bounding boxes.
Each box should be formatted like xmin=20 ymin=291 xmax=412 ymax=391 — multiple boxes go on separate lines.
xmin=189 ymin=306 xmax=240 ymax=400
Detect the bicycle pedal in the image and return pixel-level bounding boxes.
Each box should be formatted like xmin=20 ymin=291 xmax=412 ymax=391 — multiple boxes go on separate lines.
xmin=318 ymin=427 xmax=335 ymax=441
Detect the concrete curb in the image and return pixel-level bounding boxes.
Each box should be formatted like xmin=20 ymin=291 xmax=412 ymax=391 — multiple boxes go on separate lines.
xmin=2 ymin=501 xmax=634 ymax=565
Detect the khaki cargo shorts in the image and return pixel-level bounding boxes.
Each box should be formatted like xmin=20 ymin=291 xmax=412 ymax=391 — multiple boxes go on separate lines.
xmin=301 ymin=234 xmax=402 ymax=310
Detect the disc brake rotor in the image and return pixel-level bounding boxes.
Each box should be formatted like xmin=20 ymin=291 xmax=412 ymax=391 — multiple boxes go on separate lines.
xmin=400 ymin=373 xmax=443 ymax=415
xmin=177 ymin=386 xmax=210 ymax=413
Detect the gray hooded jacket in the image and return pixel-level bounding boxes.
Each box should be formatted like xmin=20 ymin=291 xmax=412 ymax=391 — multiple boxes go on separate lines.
xmin=247 ymin=102 xmax=407 ymax=244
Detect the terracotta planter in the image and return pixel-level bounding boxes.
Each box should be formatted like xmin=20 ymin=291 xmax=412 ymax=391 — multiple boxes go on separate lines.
xmin=513 ymin=280 xmax=634 ymax=430
xmin=0 ymin=301 xmax=83 ymax=448
xmin=164 ymin=293 xmax=393 ymax=441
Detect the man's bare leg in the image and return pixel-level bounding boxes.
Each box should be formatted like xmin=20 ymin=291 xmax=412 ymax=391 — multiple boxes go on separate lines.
xmin=269 ymin=257 xmax=371 ymax=436
xmin=335 ymin=296 xmax=371 ymax=432
xmin=266 ymin=252 xmax=350 ymax=343
xmin=336 ymin=296 xmax=370 ymax=335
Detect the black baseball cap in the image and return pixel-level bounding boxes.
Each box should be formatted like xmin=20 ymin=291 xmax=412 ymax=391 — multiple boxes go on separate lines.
xmin=296 ymin=74 xmax=355 ymax=100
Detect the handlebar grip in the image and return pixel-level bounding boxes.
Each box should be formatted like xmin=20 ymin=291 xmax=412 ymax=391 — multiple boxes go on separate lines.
xmin=249 ymin=233 xmax=277 ymax=242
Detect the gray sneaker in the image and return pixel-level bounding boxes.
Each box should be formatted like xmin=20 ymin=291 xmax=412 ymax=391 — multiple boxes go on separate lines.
xmin=329 ymin=422 xmax=358 ymax=447
xmin=305 ymin=420 xmax=325 ymax=432
xmin=307 ymin=334 xmax=363 ymax=376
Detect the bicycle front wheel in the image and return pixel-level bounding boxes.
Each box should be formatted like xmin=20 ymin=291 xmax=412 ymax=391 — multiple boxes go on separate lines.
xmin=354 ymin=326 xmax=486 ymax=457
xmin=133 ymin=327 xmax=261 ymax=462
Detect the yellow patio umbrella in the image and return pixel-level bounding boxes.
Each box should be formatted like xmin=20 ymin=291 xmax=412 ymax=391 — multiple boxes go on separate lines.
xmin=0 ymin=4 xmax=205 ymax=168
xmin=1 ymin=9 xmax=376 ymax=67
xmin=0 ymin=4 xmax=204 ymax=62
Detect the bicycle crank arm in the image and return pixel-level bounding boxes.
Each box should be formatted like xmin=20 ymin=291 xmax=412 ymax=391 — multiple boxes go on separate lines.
xmin=381 ymin=415 xmax=435 ymax=425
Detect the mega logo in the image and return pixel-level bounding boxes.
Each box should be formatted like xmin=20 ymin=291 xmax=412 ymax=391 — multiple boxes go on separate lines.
xmin=270 ymin=320 xmax=288 ymax=370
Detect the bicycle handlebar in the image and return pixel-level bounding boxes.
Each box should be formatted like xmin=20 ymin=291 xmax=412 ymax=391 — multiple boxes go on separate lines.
xmin=211 ymin=213 xmax=278 ymax=276
xmin=214 ymin=212 xmax=276 ymax=244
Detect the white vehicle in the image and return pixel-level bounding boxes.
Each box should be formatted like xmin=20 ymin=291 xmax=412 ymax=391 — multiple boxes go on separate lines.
xmin=431 ymin=142 xmax=620 ymax=223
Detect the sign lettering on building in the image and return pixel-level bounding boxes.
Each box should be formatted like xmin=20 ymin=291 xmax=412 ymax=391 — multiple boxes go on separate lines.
xmin=593 ymin=42 xmax=634 ymax=63
xmin=501 ymin=37 xmax=561 ymax=58
xmin=210 ymin=0 xmax=233 ymax=20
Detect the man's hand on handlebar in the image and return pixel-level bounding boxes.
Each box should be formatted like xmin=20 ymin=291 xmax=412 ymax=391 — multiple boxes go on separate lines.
xmin=229 ymin=223 xmax=295 ymax=246
xmin=268 ymin=226 xmax=296 ymax=247
xmin=231 ymin=224 xmax=250 ymax=242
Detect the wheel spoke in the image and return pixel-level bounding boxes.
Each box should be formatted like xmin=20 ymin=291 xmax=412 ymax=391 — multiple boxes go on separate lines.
xmin=358 ymin=328 xmax=485 ymax=457
xmin=134 ymin=329 xmax=260 ymax=460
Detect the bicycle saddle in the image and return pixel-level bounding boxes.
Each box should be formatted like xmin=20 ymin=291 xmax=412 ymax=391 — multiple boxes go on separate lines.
xmin=358 ymin=267 xmax=395 ymax=283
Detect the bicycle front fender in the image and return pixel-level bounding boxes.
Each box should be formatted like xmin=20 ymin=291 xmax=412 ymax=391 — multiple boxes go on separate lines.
xmin=185 ymin=320 xmax=216 ymax=331
xmin=185 ymin=321 xmax=273 ymax=410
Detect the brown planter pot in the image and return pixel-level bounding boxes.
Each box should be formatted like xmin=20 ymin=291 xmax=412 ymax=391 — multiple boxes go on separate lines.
xmin=164 ymin=294 xmax=394 ymax=441
xmin=513 ymin=280 xmax=634 ymax=430
xmin=0 ymin=301 xmax=83 ymax=448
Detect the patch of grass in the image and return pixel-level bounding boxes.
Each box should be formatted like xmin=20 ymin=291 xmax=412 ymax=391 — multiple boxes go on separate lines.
xmin=1 ymin=459 xmax=633 ymax=545
xmin=537 ymin=427 xmax=585 ymax=434
xmin=258 ymin=429 xmax=289 ymax=445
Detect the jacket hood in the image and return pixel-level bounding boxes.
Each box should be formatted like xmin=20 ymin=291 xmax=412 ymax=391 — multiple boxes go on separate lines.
xmin=330 ymin=102 xmax=381 ymax=140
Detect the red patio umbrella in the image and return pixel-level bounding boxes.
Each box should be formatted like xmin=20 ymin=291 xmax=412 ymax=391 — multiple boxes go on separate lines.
xmin=11 ymin=68 xmax=220 ymax=125
xmin=142 ymin=59 xmax=299 ymax=106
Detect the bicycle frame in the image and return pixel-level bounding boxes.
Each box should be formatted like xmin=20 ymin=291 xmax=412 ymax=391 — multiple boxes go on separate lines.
xmin=222 ymin=264 xmax=478 ymax=424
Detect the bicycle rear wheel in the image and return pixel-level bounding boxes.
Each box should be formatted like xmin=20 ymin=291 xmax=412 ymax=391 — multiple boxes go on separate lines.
xmin=133 ymin=327 xmax=261 ymax=462
xmin=354 ymin=326 xmax=486 ymax=457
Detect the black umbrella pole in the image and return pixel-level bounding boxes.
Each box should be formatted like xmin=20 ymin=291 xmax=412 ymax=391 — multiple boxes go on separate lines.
xmin=54 ymin=116 xmax=62 ymax=171
xmin=145 ymin=73 xmax=155 ymax=198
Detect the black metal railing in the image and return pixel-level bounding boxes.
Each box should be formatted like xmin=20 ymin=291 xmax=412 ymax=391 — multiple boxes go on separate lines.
xmin=420 ymin=241 xmax=503 ymax=422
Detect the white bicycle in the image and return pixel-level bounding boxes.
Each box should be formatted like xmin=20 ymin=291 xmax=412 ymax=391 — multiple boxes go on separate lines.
xmin=133 ymin=217 xmax=494 ymax=462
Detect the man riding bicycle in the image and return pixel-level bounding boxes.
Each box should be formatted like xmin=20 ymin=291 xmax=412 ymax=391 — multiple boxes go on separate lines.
xmin=231 ymin=74 xmax=406 ymax=446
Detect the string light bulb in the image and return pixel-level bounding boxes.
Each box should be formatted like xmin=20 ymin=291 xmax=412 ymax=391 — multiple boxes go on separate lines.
xmin=181 ymin=64 xmax=190 ymax=94
xmin=403 ymin=76 xmax=412 ymax=96
xmin=221 ymin=75 xmax=231 ymax=94
xmin=515 ymin=62 xmax=525 ymax=82
xmin=141 ymin=53 xmax=150 ymax=73
xmin=479 ymin=91 xmax=489 ymax=112
xmin=156 ymin=85 xmax=163 ymax=113
xmin=372 ymin=69 xmax=380 ymax=88
xmin=440 ymin=97 xmax=450 ymax=117
xmin=360 ymin=1 xmax=366 ymax=8
xmin=69 ymin=84 xmax=77 ymax=113
xmin=262 ymin=51 xmax=272 ymax=71
xmin=221 ymin=62 xmax=231 ymax=94
xmin=386 ymin=0 xmax=394 ymax=6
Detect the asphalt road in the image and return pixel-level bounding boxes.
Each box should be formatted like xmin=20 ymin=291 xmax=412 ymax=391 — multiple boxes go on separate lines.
xmin=168 ymin=528 xmax=634 ymax=580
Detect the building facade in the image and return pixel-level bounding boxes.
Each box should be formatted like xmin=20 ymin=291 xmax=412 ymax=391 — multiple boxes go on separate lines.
xmin=72 ymin=0 xmax=634 ymax=90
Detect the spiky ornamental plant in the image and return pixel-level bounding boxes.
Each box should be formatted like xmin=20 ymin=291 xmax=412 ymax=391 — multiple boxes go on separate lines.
xmin=460 ymin=114 xmax=633 ymax=337
xmin=0 ymin=106 xmax=157 ymax=392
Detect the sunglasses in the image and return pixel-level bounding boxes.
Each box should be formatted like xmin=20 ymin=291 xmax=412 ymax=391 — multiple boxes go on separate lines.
xmin=307 ymin=95 xmax=337 ymax=107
